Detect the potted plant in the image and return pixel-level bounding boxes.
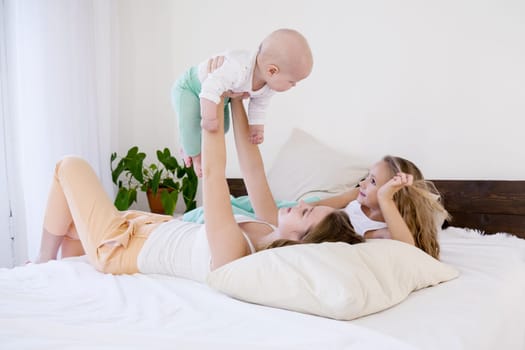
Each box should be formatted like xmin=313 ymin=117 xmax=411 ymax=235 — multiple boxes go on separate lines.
xmin=110 ymin=146 xmax=198 ymax=215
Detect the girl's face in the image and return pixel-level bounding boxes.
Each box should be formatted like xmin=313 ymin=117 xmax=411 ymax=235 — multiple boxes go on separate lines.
xmin=357 ymin=161 xmax=392 ymax=208
xmin=276 ymin=201 xmax=335 ymax=241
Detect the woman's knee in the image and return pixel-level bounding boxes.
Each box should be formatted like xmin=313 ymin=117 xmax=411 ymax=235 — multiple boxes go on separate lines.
xmin=55 ymin=156 xmax=91 ymax=177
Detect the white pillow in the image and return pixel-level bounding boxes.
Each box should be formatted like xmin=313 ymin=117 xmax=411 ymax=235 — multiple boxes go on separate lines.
xmin=266 ymin=128 xmax=368 ymax=201
xmin=207 ymin=239 xmax=459 ymax=320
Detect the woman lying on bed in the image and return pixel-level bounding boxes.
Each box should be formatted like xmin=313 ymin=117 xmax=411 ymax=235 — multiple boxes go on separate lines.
xmin=33 ymin=96 xmax=364 ymax=280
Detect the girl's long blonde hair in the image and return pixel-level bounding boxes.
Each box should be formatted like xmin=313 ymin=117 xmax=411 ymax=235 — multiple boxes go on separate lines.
xmin=383 ymin=155 xmax=448 ymax=259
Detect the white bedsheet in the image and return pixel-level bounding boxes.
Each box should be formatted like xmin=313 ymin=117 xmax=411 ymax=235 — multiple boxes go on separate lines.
xmin=354 ymin=227 xmax=525 ymax=350
xmin=1 ymin=227 xmax=524 ymax=350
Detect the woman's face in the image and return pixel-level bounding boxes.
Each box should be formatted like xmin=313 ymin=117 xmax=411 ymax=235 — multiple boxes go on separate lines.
xmin=276 ymin=201 xmax=335 ymax=241
xmin=357 ymin=161 xmax=392 ymax=208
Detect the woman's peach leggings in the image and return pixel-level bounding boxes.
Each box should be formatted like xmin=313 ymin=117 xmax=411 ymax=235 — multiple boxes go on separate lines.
xmin=44 ymin=156 xmax=172 ymax=274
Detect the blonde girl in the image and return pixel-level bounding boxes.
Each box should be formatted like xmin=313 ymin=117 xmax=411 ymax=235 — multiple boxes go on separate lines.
xmin=316 ymin=156 xmax=447 ymax=259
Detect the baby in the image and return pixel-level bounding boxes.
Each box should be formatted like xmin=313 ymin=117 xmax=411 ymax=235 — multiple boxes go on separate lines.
xmin=171 ymin=28 xmax=313 ymax=176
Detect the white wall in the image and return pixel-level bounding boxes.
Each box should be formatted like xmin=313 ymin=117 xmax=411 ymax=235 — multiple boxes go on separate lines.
xmin=117 ymin=0 xmax=525 ymax=211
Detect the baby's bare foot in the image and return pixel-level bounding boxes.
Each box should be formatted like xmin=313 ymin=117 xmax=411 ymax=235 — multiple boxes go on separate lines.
xmin=180 ymin=148 xmax=192 ymax=167
xmin=192 ymin=154 xmax=203 ymax=178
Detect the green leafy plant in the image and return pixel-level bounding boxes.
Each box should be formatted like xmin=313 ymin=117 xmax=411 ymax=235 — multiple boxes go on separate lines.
xmin=110 ymin=146 xmax=198 ymax=215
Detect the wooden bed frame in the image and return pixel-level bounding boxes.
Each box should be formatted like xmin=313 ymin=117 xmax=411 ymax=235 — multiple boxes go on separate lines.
xmin=227 ymin=178 xmax=525 ymax=239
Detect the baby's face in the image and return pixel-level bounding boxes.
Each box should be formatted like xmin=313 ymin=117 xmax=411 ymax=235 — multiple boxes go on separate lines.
xmin=267 ymin=68 xmax=309 ymax=92
xmin=267 ymin=71 xmax=298 ymax=92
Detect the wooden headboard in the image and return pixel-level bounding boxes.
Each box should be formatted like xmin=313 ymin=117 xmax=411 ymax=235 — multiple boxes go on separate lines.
xmin=432 ymin=180 xmax=525 ymax=238
xmin=227 ymin=178 xmax=525 ymax=239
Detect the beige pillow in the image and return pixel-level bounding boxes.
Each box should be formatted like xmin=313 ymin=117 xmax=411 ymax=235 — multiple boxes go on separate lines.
xmin=266 ymin=128 xmax=368 ymax=201
xmin=207 ymin=239 xmax=459 ymax=320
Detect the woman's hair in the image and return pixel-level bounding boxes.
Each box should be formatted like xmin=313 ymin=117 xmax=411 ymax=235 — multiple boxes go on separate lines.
xmin=382 ymin=155 xmax=448 ymax=259
xmin=265 ymin=210 xmax=364 ymax=249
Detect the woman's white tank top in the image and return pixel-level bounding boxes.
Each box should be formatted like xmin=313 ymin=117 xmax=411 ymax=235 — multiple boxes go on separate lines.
xmin=137 ymin=215 xmax=260 ymax=282
xmin=344 ymin=200 xmax=388 ymax=236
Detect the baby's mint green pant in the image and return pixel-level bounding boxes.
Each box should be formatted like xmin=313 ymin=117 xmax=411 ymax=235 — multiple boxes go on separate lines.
xmin=171 ymin=66 xmax=230 ymax=157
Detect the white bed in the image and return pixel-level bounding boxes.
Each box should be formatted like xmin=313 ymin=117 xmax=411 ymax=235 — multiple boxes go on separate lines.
xmin=1 ymin=226 xmax=524 ymax=350
xmin=2 ymin=129 xmax=525 ymax=349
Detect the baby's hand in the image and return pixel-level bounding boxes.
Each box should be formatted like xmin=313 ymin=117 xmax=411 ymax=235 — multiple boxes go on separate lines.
xmin=249 ymin=125 xmax=264 ymax=144
xmin=207 ymin=56 xmax=224 ymax=73
xmin=207 ymin=57 xmax=249 ymax=100
xmin=377 ymin=172 xmax=413 ymax=200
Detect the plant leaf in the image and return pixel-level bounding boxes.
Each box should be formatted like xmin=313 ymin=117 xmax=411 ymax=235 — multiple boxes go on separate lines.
xmin=128 ymin=188 xmax=137 ymax=208
xmin=126 ymin=151 xmax=146 ymax=184
xmin=111 ymin=158 xmax=126 ymax=184
xmin=151 ymin=170 xmax=162 ymax=194
xmin=162 ymin=178 xmax=179 ymax=190
xmin=160 ymin=189 xmax=177 ymax=215
xmin=114 ymin=188 xmax=132 ymax=210
xmin=158 ymin=148 xmax=180 ymax=172
xmin=182 ymin=173 xmax=198 ymax=212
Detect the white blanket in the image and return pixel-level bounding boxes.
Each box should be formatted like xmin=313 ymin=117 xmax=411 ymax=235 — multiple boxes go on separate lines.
xmin=1 ymin=227 xmax=524 ymax=350
xmin=0 ymin=257 xmax=415 ymax=349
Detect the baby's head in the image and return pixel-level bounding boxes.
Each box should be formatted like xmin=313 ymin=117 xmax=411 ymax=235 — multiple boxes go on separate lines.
xmin=257 ymin=28 xmax=313 ymax=92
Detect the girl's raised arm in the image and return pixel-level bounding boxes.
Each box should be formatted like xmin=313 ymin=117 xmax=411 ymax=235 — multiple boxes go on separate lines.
xmin=377 ymin=173 xmax=416 ymax=246
xmin=313 ymin=188 xmax=360 ymax=209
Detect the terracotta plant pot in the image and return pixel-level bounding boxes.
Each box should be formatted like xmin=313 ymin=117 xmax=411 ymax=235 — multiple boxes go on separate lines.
xmin=146 ymin=188 xmax=173 ymax=214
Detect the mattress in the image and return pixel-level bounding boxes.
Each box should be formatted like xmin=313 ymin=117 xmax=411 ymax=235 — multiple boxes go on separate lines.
xmin=1 ymin=227 xmax=524 ymax=350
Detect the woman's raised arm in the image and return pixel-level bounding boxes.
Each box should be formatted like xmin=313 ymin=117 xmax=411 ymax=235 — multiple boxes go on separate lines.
xmin=202 ymin=99 xmax=250 ymax=269
xmin=230 ymin=98 xmax=278 ymax=225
